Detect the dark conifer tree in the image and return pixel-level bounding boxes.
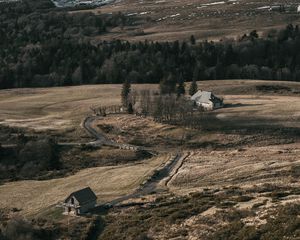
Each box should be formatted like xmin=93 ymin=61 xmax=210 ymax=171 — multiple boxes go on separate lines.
xmin=127 ymin=102 xmax=134 ymax=114
xmin=190 ymin=35 xmax=196 ymax=45
xmin=121 ymin=79 xmax=131 ymax=107
xmin=189 ymin=79 xmax=198 ymax=96
xmin=160 ymin=73 xmax=176 ymax=95
xmin=176 ymin=75 xmax=185 ymax=97
xmin=250 ymin=30 xmax=259 ymax=40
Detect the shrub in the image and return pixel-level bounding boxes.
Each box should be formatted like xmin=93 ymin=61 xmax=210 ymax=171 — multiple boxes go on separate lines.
xmin=291 ymin=165 xmax=300 ymax=177
xmin=18 ymin=137 xmax=60 ymax=173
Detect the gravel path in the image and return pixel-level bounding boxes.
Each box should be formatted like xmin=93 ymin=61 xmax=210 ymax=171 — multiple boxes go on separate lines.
xmin=83 ymin=115 xmax=189 ymax=207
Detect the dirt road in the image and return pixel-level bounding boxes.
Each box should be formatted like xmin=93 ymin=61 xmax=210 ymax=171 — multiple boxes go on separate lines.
xmin=83 ymin=115 xmax=157 ymax=153
xmin=105 ymin=154 xmax=179 ymax=205
xmin=83 ymin=115 xmax=189 ymax=206
xmin=100 ymin=153 xmax=190 ymax=207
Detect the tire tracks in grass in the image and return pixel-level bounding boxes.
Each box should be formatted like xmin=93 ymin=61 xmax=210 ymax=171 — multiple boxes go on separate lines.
xmin=162 ymin=152 xmax=191 ymax=189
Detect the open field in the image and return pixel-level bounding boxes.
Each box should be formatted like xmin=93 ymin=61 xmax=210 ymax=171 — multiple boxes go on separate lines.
xmin=0 ymin=80 xmax=299 ymax=132
xmin=0 ymin=154 xmax=169 ymax=216
xmin=170 ymin=143 xmax=300 ymax=192
xmin=0 ymin=84 xmax=156 ymax=132
xmin=217 ymin=94 xmax=300 ymax=128
xmin=0 ymin=80 xmax=299 ymax=239
xmin=75 ymin=0 xmax=300 ymax=42
xmin=91 ymin=80 xmax=300 ymax=150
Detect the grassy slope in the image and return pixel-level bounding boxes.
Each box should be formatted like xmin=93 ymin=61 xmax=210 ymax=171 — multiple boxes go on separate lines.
xmin=0 ymin=84 xmax=157 ymax=131
xmin=0 ymin=80 xmax=299 ymax=217
xmin=76 ymin=0 xmax=300 ymax=42
xmin=0 ymin=154 xmax=169 ymax=216
xmin=0 ymin=80 xmax=298 ymax=131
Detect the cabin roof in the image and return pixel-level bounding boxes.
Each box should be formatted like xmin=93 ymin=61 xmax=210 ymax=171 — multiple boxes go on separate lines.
xmin=65 ymin=187 xmax=97 ymax=204
xmin=191 ymin=90 xmax=212 ymax=103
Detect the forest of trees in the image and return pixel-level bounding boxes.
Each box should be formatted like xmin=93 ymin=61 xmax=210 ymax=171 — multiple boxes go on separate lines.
xmin=1 ymin=0 xmax=300 ymax=89
xmin=0 ymin=136 xmax=60 ymax=182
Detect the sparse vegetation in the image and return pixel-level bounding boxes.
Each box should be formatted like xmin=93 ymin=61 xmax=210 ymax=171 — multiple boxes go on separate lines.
xmin=100 ymin=188 xmax=300 ymax=240
xmin=0 ymin=80 xmax=299 ymax=239
xmin=0 ymin=216 xmax=60 ymax=240
xmin=0 ymin=135 xmax=62 ymax=183
xmin=0 ymin=0 xmax=300 ymax=239
xmin=100 ymin=192 xmax=216 ymax=239
xmin=209 ymin=204 xmax=300 ymax=240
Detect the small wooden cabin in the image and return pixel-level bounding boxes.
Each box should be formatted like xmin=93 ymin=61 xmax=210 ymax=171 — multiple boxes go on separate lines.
xmin=63 ymin=187 xmax=97 ymax=215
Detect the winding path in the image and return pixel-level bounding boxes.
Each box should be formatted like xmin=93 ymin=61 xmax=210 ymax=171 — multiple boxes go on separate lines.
xmin=108 ymin=154 xmax=184 ymax=206
xmin=83 ymin=115 xmax=156 ymax=153
xmin=83 ymin=116 xmax=113 ymax=146
xmin=82 ymin=115 xmax=189 ymax=207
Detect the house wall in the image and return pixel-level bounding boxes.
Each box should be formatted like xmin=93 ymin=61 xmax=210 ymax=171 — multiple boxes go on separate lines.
xmin=78 ymin=200 xmax=97 ymax=214
xmin=64 ymin=206 xmax=76 ymax=215
xmin=197 ymin=101 xmax=213 ymax=110
xmin=64 ymin=196 xmax=80 ymax=215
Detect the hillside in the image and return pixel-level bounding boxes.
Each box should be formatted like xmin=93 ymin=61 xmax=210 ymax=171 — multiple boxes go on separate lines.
xmin=1 ymin=1 xmax=300 ymax=239
xmin=77 ymin=0 xmax=300 ymax=41
xmin=0 ymin=80 xmax=299 ymax=239
xmin=2 ymin=0 xmax=300 ymax=89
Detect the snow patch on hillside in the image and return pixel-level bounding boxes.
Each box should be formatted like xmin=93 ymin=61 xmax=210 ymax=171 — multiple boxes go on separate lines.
xmin=51 ymin=0 xmax=115 ymax=8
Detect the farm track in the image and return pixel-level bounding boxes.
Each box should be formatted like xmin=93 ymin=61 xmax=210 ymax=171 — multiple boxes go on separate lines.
xmin=83 ymin=115 xmax=188 ymax=206
xmin=83 ymin=115 xmax=157 ymax=153
xmin=83 ymin=116 xmax=110 ymax=145
xmin=163 ymin=152 xmax=191 ymax=188
xmin=107 ymin=154 xmax=184 ymax=206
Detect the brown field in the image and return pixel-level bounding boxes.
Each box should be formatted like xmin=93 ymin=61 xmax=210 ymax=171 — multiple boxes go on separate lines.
xmin=0 ymin=154 xmax=169 ymax=216
xmin=0 ymin=79 xmax=299 ymax=222
xmin=76 ymin=0 xmax=300 ymax=42
xmin=170 ymin=143 xmax=300 ymax=193
xmin=0 ymin=80 xmax=298 ymax=132
xmin=95 ymin=91 xmax=299 ymax=239
xmin=0 ymin=84 xmax=157 ymax=132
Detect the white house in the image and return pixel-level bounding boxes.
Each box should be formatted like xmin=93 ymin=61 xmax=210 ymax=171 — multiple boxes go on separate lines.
xmin=191 ymin=90 xmax=223 ymax=110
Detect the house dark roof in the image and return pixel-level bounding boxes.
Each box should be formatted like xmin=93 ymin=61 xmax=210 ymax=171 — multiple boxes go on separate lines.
xmin=65 ymin=187 xmax=97 ymax=204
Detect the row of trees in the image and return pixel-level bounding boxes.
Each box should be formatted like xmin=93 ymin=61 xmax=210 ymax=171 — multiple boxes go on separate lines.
xmin=120 ymin=77 xmax=205 ymax=128
xmin=1 ymin=0 xmax=300 ymax=89
xmin=123 ymin=89 xmax=208 ymax=129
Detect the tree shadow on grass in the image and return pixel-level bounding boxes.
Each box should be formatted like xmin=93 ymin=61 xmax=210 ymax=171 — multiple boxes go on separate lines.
xmin=223 ymin=103 xmax=264 ymax=109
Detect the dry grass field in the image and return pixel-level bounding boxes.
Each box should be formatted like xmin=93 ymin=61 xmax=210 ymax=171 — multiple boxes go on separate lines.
xmin=0 ymin=84 xmax=157 ymax=132
xmin=76 ymin=0 xmax=300 ymax=42
xmin=170 ymin=143 xmax=300 ymax=192
xmin=0 ymin=80 xmax=299 ymax=239
xmin=0 ymin=154 xmax=170 ymax=216
xmin=96 ymin=107 xmax=299 ymax=239
xmin=134 ymin=142 xmax=299 ymax=239
xmin=0 ymin=80 xmax=298 ymax=132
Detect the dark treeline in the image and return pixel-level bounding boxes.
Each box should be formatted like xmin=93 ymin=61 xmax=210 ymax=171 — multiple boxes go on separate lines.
xmin=0 ymin=0 xmax=136 ymax=88
xmin=0 ymin=135 xmax=61 ymax=182
xmin=1 ymin=0 xmax=300 ymax=89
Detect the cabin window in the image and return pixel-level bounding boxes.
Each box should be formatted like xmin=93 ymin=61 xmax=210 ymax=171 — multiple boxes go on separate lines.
xmin=71 ymin=197 xmax=74 ymax=204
